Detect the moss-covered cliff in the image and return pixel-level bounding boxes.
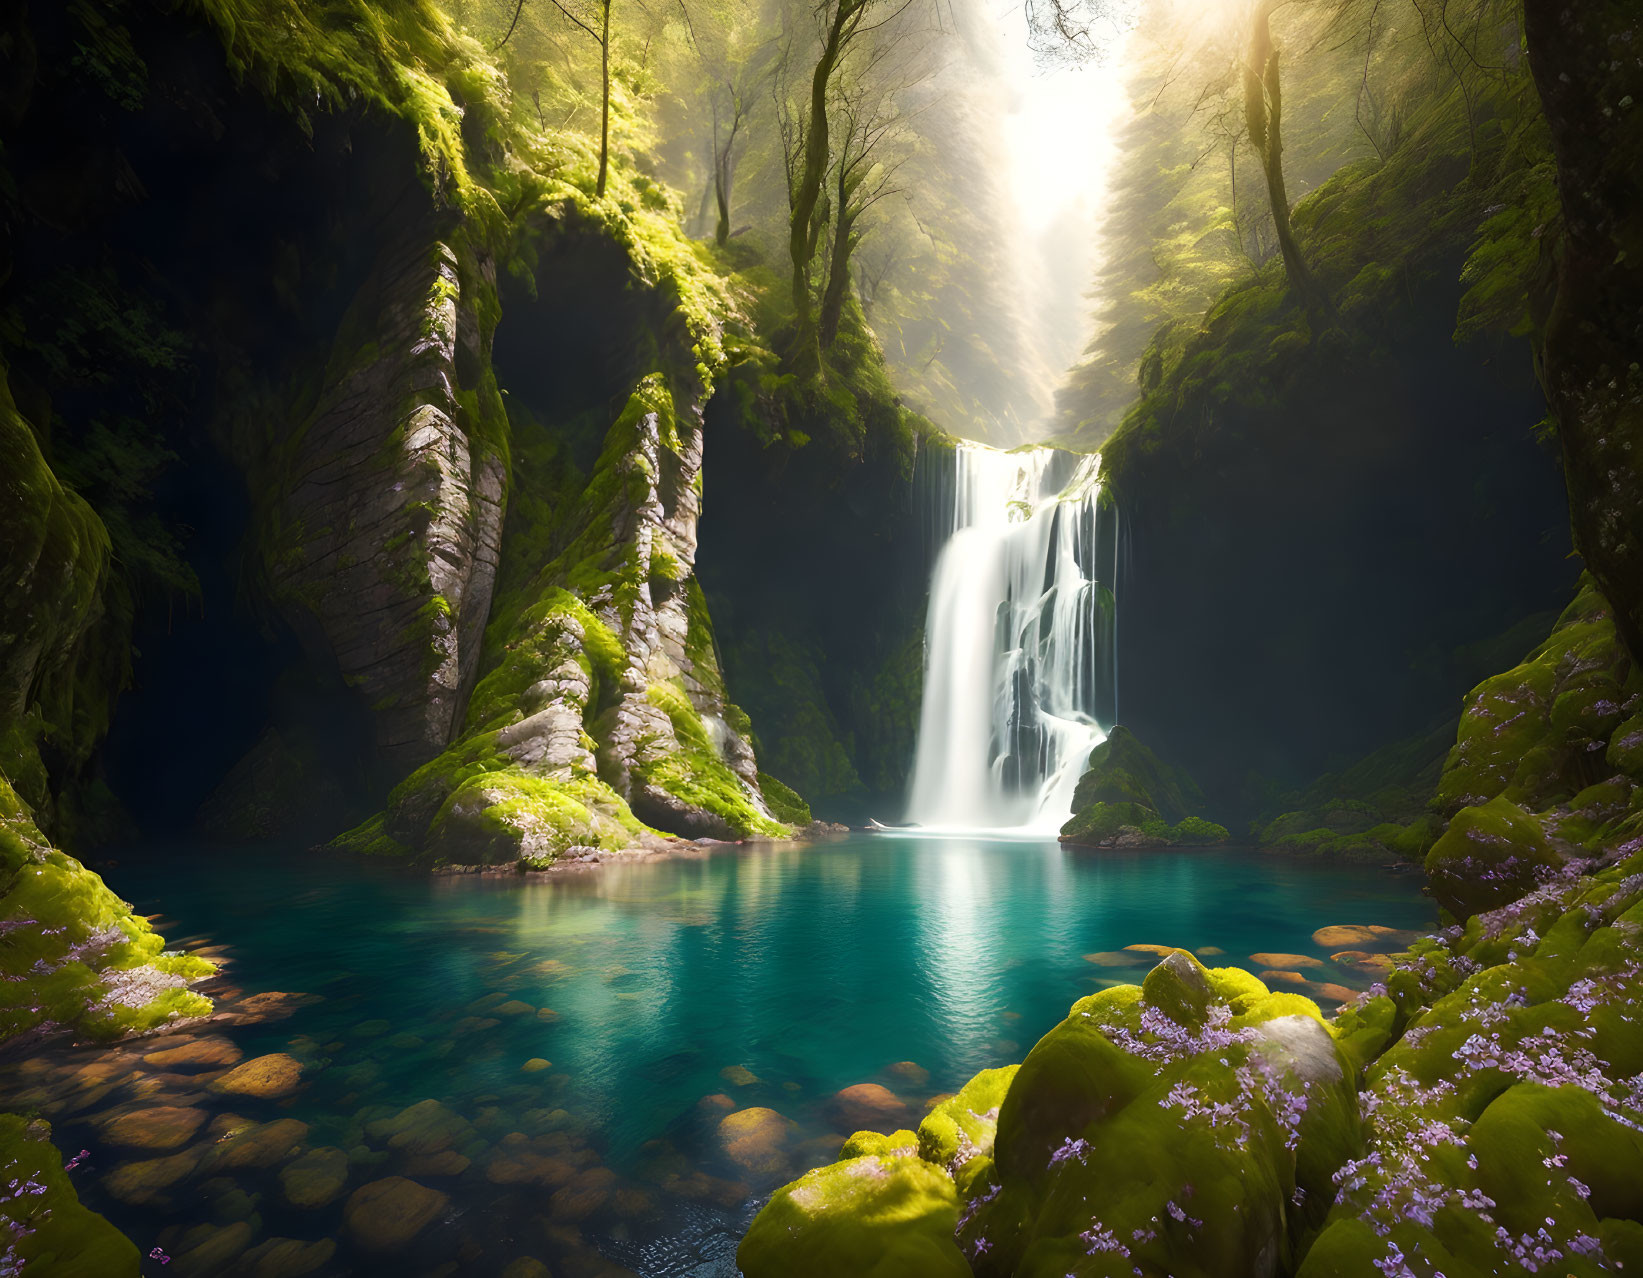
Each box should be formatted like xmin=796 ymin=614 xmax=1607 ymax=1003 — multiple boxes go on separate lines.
xmin=1089 ymin=0 xmax=1576 ymax=810
xmin=0 ymin=0 xmax=944 ymax=878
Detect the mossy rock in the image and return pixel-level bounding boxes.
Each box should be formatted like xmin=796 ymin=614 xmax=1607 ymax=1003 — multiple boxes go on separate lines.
xmin=1423 ymin=795 xmax=1561 ymax=918
xmin=916 ymin=1065 xmax=1017 ymax=1170
xmin=1169 ymin=815 xmax=1230 ymax=845
xmin=1059 ymin=799 xmax=1155 ymax=845
xmin=0 ymin=1114 xmax=140 ymax=1276
xmin=961 ymin=955 xmax=1343 ymax=1277
xmin=0 ymin=773 xmax=214 ymax=1041
xmin=756 ymin=772 xmax=811 ymax=827
xmin=1067 ymin=726 xmax=1203 ymax=823
xmin=737 ymin=1154 xmax=970 ymax=1278
xmin=991 ymin=1006 xmax=1151 ymax=1184
xmin=1435 ymin=578 xmax=1634 ymax=816
xmin=839 ymin=1129 xmax=918 ymax=1160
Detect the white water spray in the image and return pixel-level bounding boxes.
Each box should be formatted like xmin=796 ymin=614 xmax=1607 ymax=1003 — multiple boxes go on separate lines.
xmin=901 ymin=443 xmax=1118 ymax=836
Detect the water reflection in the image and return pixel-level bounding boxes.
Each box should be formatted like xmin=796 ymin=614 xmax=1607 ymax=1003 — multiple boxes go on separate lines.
xmin=11 ymin=837 xmax=1435 ymax=1277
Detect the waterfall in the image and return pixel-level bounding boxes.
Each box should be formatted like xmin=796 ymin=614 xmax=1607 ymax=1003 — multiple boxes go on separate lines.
xmin=902 ymin=442 xmax=1118 ymax=835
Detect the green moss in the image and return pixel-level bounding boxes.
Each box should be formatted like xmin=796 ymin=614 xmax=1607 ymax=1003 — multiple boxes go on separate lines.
xmin=839 ymin=1129 xmax=919 ymax=1160
xmin=1067 ymin=725 xmax=1203 ymax=822
xmin=757 ymin=773 xmax=811 ymax=827
xmin=464 ymin=589 xmax=623 ymax=733
xmin=428 ymin=768 xmax=647 ymax=864
xmin=1060 ymin=727 xmax=1230 ymax=847
xmin=917 ymin=1066 xmax=1018 ymax=1171
xmin=1424 ymin=795 xmax=1561 ymax=920
xmin=0 ymin=772 xmax=214 ymax=1042
xmin=1299 ymin=847 xmax=1643 ymax=1274
xmin=1057 ymin=799 xmax=1154 ymax=845
xmin=1169 ymin=815 xmax=1230 ymax=845
xmin=1435 ymin=576 xmax=1630 ymax=815
xmin=637 ymin=683 xmax=785 ymax=839
xmin=0 ymin=365 xmax=119 ymax=808
xmin=0 ymin=1114 xmax=140 ymax=1275
xmin=737 ymin=1153 xmax=970 ymax=1278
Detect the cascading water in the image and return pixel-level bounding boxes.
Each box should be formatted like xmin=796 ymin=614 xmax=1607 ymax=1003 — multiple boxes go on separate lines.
xmin=901 ymin=442 xmax=1118 ymax=835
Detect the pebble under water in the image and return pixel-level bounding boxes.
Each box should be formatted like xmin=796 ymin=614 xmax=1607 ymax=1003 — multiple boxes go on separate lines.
xmin=1 ymin=836 xmax=1436 ymax=1277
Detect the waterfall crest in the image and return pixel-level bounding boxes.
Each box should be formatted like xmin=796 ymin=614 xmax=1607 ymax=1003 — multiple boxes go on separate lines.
xmin=903 ymin=442 xmax=1118 ymax=835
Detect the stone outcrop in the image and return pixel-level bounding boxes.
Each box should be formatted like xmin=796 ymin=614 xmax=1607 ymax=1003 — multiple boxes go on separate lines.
xmin=263 ymin=228 xmax=506 ymax=772
xmin=333 ymin=217 xmax=788 ymax=864
xmin=347 ymin=367 xmax=783 ymax=864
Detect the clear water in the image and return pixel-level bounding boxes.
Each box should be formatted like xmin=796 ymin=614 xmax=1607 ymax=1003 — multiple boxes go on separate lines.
xmin=7 ymin=837 xmax=1434 ymax=1277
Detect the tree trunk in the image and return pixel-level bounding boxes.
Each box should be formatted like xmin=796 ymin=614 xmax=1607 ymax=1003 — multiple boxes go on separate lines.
xmin=818 ymin=213 xmax=858 ymax=348
xmin=1244 ymin=3 xmax=1323 ymax=318
xmin=596 ymin=0 xmax=612 ymax=198
xmin=714 ymin=167 xmax=732 ymax=246
xmin=1523 ymin=0 xmax=1643 ymax=660
xmin=714 ymin=106 xmax=740 ymax=247
xmin=788 ymin=1 xmax=855 ymax=365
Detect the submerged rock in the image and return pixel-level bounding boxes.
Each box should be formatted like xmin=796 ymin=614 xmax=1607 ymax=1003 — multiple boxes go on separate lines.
xmin=170 ymin=1220 xmax=255 ymax=1277
xmin=1309 ymin=924 xmax=1403 ymax=949
xmin=241 ymin=1236 xmax=337 ymax=1278
xmin=210 ymin=1053 xmax=304 ymax=1099
xmin=103 ymin=1149 xmax=202 ymax=1205
xmin=366 ymin=1098 xmax=475 ymax=1157
xmin=718 ymin=1108 xmax=795 ymax=1178
xmin=203 ymin=1118 xmax=310 ymax=1172
xmin=1249 ymin=952 xmax=1325 ymax=969
xmin=279 ymin=1146 xmax=350 ymax=1209
xmin=98 ymin=1105 xmax=209 ymax=1151
xmin=826 ymin=1083 xmax=908 ymax=1133
xmin=142 ymin=1037 xmax=244 ymax=1071
xmin=343 ymin=1176 xmax=449 ymax=1251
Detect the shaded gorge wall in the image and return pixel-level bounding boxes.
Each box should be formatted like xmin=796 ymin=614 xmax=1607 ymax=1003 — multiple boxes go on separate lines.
xmin=1107 ymin=283 xmax=1577 ymax=818
xmin=695 ymin=414 xmax=953 ymax=821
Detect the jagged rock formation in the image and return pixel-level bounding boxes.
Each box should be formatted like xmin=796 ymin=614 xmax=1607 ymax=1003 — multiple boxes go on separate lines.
xmin=0 ymin=0 xmax=818 ymax=870
xmin=340 ymin=359 xmax=785 ymax=864
xmin=263 ymin=229 xmax=506 ymax=772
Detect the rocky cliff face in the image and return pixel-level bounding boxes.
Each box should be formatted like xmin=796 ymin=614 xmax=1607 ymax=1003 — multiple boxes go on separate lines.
xmin=1092 ymin=4 xmax=1579 ymax=811
xmin=263 ymin=228 xmax=506 ymax=772
xmin=0 ymin=0 xmax=812 ymax=868
xmin=343 ymin=353 xmax=785 ymax=864
xmin=1524 ymin=0 xmax=1643 ymax=666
